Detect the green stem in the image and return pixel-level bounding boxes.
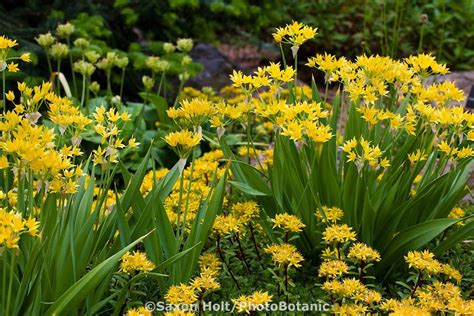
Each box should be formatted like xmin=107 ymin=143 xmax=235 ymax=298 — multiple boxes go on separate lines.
xmin=80 ymin=74 xmax=86 ymax=108
xmin=180 ymin=148 xmax=196 ymax=243
xmin=57 ymin=60 xmax=61 ymax=95
xmin=67 ymin=38 xmax=77 ymax=96
xmin=418 ymin=25 xmax=425 ymax=53
xmin=106 ymin=69 xmax=112 ymax=101
xmin=175 ymin=162 xmax=186 ymax=242
xmin=46 ymin=53 xmax=53 ymax=77
xmin=157 ymin=72 xmax=165 ymax=96
xmin=2 ymin=70 xmax=5 ymax=113
xmin=119 ymin=68 xmax=126 ymax=101
xmin=6 ymin=251 xmax=16 ymax=316
xmin=173 ymin=79 xmax=185 ymax=107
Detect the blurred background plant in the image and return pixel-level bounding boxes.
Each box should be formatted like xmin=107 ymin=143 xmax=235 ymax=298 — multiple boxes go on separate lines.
xmin=1 ymin=0 xmax=472 ymax=75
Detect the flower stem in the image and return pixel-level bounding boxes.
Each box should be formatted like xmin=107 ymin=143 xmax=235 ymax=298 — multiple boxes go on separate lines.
xmin=217 ymin=235 xmax=241 ymax=290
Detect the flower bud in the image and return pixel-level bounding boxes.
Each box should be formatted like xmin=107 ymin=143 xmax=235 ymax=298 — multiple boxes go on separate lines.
xmin=35 ymin=32 xmax=56 ymax=49
xmin=85 ymin=50 xmax=101 ymax=64
xmin=176 ymin=38 xmax=193 ymax=53
xmin=50 ymin=43 xmax=69 ymax=60
xmin=74 ymin=38 xmax=90 ymax=49
xmin=89 ymin=81 xmax=100 ymax=94
xmin=181 ymin=55 xmax=192 ymax=66
xmin=142 ymin=75 xmax=155 ymax=91
xmin=56 ymin=22 xmax=75 ymax=39
xmin=163 ymin=42 xmax=176 ymax=54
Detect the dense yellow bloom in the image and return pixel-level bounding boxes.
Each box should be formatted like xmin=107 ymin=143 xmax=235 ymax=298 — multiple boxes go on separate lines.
xmin=165 ymin=130 xmax=201 ymax=157
xmin=348 ymin=242 xmax=381 ymax=262
xmin=322 ymin=224 xmax=357 ymax=244
xmin=232 ymin=291 xmax=272 ymax=314
xmin=272 ymin=213 xmax=305 ymax=233
xmin=332 ymin=303 xmax=368 ymax=315
xmin=264 ymin=243 xmax=304 ymax=268
xmin=231 ymin=201 xmax=260 ymax=225
xmin=124 ymin=307 xmax=152 ymax=316
xmin=0 ymin=208 xmax=40 ymax=250
xmin=322 ymin=278 xmax=367 ymax=298
xmin=405 ymin=250 xmax=442 ymax=275
xmin=191 ymin=272 xmax=220 ymax=292
xmin=408 ymin=149 xmax=427 ymax=166
xmin=316 ymin=206 xmax=344 ymax=223
xmin=120 ymin=251 xmax=155 ymax=274
xmin=168 ymin=98 xmax=215 ymax=126
xmin=212 ymin=214 xmax=240 ymax=236
xmin=273 ymin=21 xmax=317 ymax=47
xmin=448 ymin=207 xmax=465 ymax=227
xmin=0 ymin=35 xmax=18 ymax=49
xmin=199 ymin=252 xmax=221 ymax=275
xmin=165 ymin=284 xmax=197 ymax=305
xmin=318 ymin=260 xmax=349 ymax=278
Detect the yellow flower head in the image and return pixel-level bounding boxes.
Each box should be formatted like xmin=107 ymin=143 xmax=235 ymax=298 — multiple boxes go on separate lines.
xmin=322 ymin=224 xmax=357 ymax=244
xmin=348 ymin=242 xmax=381 ymax=263
xmin=165 ymin=130 xmax=201 ymax=158
xmin=120 ymin=251 xmax=155 ymax=274
xmin=272 ymin=213 xmax=305 ymax=233
xmin=264 ymin=243 xmax=304 ymax=268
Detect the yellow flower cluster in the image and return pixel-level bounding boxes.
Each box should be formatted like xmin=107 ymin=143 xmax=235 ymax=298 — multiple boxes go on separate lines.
xmin=347 ymin=242 xmax=381 ymax=263
xmin=0 ymin=208 xmax=39 ymax=250
xmin=231 ymin=291 xmax=272 ymax=314
xmin=448 ymin=206 xmax=466 ymax=226
xmin=322 ymin=224 xmax=357 ymax=244
xmin=316 ymin=206 xmax=344 ymax=223
xmin=124 ymin=306 xmax=152 ymax=316
xmin=0 ymin=35 xmax=31 ymax=80
xmin=272 ymin=21 xmax=317 ymax=47
xmin=165 ymin=150 xmax=225 ymax=226
xmin=272 ymin=213 xmax=305 ymax=233
xmin=213 ymin=214 xmax=240 ymax=236
xmin=405 ymin=250 xmax=462 ymax=282
xmin=264 ymin=243 xmax=303 ymax=268
xmin=139 ymin=168 xmax=169 ymax=195
xmin=164 ymin=284 xmax=197 ymax=306
xmin=92 ymin=106 xmax=136 ymax=167
xmin=341 ymin=137 xmax=390 ymax=171
xmin=382 ymin=282 xmax=474 ymax=315
xmin=119 ymin=251 xmax=155 ymax=274
xmin=230 ymin=201 xmax=260 ymax=225
xmin=323 ymin=278 xmax=381 ymax=304
xmin=164 ymin=130 xmax=201 ymax=158
xmin=237 ymin=146 xmax=274 ymax=171
xmin=318 ymin=260 xmax=349 ymax=279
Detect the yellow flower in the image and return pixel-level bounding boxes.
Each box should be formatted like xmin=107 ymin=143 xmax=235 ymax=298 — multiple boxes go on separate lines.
xmin=0 ymin=35 xmax=18 ymax=49
xmin=6 ymin=90 xmax=15 ymax=102
xmin=322 ymin=224 xmax=357 ymax=244
xmin=264 ymin=243 xmax=304 ymax=268
xmin=165 ymin=284 xmax=197 ymax=305
xmin=272 ymin=213 xmax=305 ymax=233
xmin=317 ymin=206 xmax=344 ymax=223
xmin=124 ymin=306 xmax=152 ymax=316
xmin=120 ymin=251 xmax=155 ymax=274
xmin=165 ymin=130 xmax=201 ymax=157
xmin=20 ymin=53 xmax=31 ymax=62
xmin=318 ymin=260 xmax=349 ymax=278
xmin=7 ymin=62 xmax=19 ymax=73
xmin=0 ymin=156 xmax=8 ymax=169
xmin=232 ymin=291 xmax=272 ymax=314
xmin=405 ymin=250 xmax=442 ymax=275
xmin=348 ymin=242 xmax=381 ymax=262
xmin=408 ymin=149 xmax=427 ymax=166
xmin=212 ymin=214 xmax=240 ymax=236
xmin=128 ymin=137 xmax=140 ymax=149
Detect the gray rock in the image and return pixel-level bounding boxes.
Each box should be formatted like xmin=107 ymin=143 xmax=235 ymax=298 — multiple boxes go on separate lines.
xmin=188 ymin=43 xmax=237 ymax=91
